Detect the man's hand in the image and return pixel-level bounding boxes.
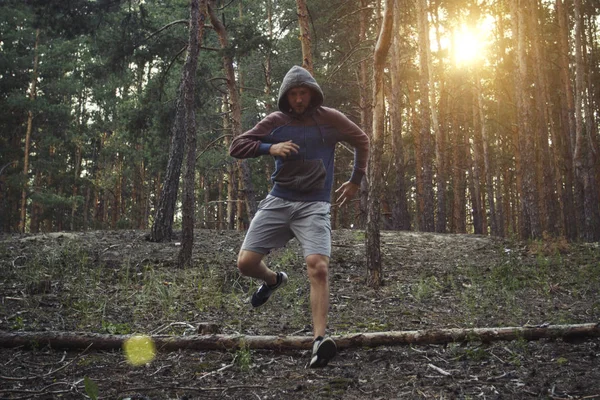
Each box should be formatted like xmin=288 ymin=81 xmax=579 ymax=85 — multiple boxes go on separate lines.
xmin=335 ymin=181 xmax=360 ymax=206
xmin=269 ymin=140 xmax=299 ymax=158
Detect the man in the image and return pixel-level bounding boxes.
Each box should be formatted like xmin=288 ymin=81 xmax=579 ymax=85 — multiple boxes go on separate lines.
xmin=229 ymin=65 xmax=369 ymax=368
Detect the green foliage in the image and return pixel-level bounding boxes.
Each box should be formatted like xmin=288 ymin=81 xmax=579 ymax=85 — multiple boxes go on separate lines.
xmin=101 ymin=320 xmax=132 ymax=335
xmin=412 ymin=275 xmax=441 ymax=302
xmin=84 ymin=376 xmax=100 ymax=400
xmin=235 ymin=341 xmax=252 ymax=372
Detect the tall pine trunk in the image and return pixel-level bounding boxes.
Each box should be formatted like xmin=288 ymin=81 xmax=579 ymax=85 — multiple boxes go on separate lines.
xmin=178 ymin=0 xmax=207 ymax=268
xmin=19 ymin=28 xmax=40 ymax=233
xmin=555 ymin=0 xmax=577 ymax=239
xmin=150 ymin=1 xmax=203 ymax=242
xmin=296 ymin=0 xmax=313 ymax=74
xmin=572 ymin=0 xmax=600 ymax=241
xmin=390 ymin=0 xmax=410 ymax=231
xmin=367 ymin=0 xmax=393 ymax=289
xmin=358 ymin=0 xmax=371 ymax=229
xmin=415 ymin=0 xmax=435 ymax=232
xmin=512 ymin=0 xmax=541 ymax=239
xmin=209 ymin=1 xmax=257 ymax=222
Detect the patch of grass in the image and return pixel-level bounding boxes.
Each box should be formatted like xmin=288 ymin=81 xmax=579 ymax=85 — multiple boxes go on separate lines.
xmin=412 ymin=275 xmax=441 ymax=302
xmin=355 ymin=320 xmax=391 ymax=332
xmin=101 ymin=320 xmax=132 ymax=335
xmin=527 ymin=234 xmax=570 ymax=257
xmin=269 ymin=246 xmax=301 ymax=269
xmin=352 ymin=231 xmax=366 ymax=241
xmin=234 ymin=341 xmax=252 ymax=372
xmin=556 ymin=357 xmax=569 ymax=366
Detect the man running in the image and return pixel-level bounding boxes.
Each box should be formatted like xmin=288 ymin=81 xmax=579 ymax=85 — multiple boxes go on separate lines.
xmin=229 ymin=65 xmax=369 ymax=368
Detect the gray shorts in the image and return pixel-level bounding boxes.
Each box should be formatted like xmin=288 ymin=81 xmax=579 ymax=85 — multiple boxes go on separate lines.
xmin=241 ymin=195 xmax=332 ymax=258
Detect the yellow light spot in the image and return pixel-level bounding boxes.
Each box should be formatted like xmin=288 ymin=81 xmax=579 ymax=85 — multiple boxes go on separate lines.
xmin=123 ymin=335 xmax=156 ymax=366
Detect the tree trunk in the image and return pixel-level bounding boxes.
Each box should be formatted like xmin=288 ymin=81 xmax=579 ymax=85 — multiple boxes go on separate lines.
xmin=415 ymin=0 xmax=435 ymax=232
xmin=209 ymin=1 xmax=257 ymax=221
xmin=530 ymin=0 xmax=559 ymax=237
xmin=471 ymin=79 xmax=485 ymax=235
xmin=19 ymin=28 xmax=40 ymax=233
xmin=358 ymin=0 xmax=372 ymax=229
xmin=390 ymin=0 xmax=410 ymax=231
xmin=2 ymin=323 xmax=597 ymax=351
xmin=366 ymin=0 xmax=394 ymax=289
xmin=111 ymin=154 xmax=123 ymax=229
xmin=572 ymin=0 xmax=600 ymax=241
xmin=512 ymin=0 xmax=541 ymax=240
xmin=264 ymin=0 xmax=274 ymax=113
xmin=451 ymin=116 xmax=467 ymax=234
xmin=582 ymin=13 xmax=600 ymax=241
xmin=222 ymin=96 xmax=237 ymax=230
xmin=555 ymin=0 xmax=577 ymax=240
xmin=150 ymin=5 xmax=202 ymax=242
xmin=429 ymin=2 xmax=446 ymax=234
xmin=70 ymin=142 xmax=82 ymax=231
xmin=295 ymin=0 xmax=313 ymax=74
xmin=178 ymin=0 xmax=207 ymax=268
xmin=477 ymin=75 xmax=498 ymax=236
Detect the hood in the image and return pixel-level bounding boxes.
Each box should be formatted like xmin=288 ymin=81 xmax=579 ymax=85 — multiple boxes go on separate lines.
xmin=277 ymin=66 xmax=324 ymax=115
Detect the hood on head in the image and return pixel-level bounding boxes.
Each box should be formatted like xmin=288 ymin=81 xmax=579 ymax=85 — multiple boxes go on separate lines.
xmin=277 ymin=66 xmax=324 ymax=115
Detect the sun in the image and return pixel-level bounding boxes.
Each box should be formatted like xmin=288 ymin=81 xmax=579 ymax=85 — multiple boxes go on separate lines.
xmin=451 ymin=17 xmax=494 ymax=66
xmin=453 ymin=27 xmax=481 ymax=64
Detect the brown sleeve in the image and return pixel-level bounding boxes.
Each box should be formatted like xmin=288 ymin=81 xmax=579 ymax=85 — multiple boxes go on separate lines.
xmin=229 ymin=112 xmax=289 ymax=159
xmin=320 ymin=107 xmax=370 ymax=185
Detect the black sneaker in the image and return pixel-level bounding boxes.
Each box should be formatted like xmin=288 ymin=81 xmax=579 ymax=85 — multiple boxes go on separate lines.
xmin=309 ymin=336 xmax=337 ymax=368
xmin=251 ymin=272 xmax=288 ymax=308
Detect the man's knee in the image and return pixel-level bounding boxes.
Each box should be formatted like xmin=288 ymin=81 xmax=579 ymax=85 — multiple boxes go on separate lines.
xmin=306 ymin=255 xmax=329 ymax=281
xmin=237 ymin=250 xmax=262 ymax=276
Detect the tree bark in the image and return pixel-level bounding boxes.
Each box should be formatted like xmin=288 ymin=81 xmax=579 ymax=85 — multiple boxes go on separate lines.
xmin=572 ymin=0 xmax=600 ymax=241
xmin=1 ymin=323 xmax=597 ymax=351
xmin=415 ymin=0 xmax=435 ymax=232
xmin=150 ymin=4 xmax=202 ymax=242
xmin=264 ymin=0 xmax=274 ymax=113
xmin=529 ymin=0 xmax=559 ymax=237
xmin=19 ymin=28 xmax=40 ymax=233
xmin=512 ymin=0 xmax=541 ymax=240
xmin=358 ymin=0 xmax=372 ymax=229
xmin=555 ymin=0 xmax=577 ymax=240
xmin=209 ymin=1 xmax=257 ymax=221
xmin=389 ymin=0 xmax=410 ymax=231
xmin=178 ymin=0 xmax=207 ymax=268
xmin=429 ymin=2 xmax=446 ymax=234
xmin=471 ymin=80 xmax=485 ymax=235
xmin=295 ymin=0 xmax=313 ymax=74
xmin=366 ymin=0 xmax=394 ymax=289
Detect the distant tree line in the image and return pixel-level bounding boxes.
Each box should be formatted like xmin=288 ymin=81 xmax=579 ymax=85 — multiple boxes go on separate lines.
xmin=1 ymin=0 xmax=598 ymax=242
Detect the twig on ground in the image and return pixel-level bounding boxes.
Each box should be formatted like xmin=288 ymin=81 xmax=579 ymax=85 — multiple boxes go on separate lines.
xmin=152 ymin=322 xmax=196 ymax=335
xmin=0 ymin=343 xmax=92 ymax=381
xmin=0 ymin=381 xmax=74 ymax=395
xmin=427 ymin=363 xmax=452 ymax=376
xmin=198 ymin=362 xmax=233 ymax=380
xmin=12 ymin=255 xmax=26 ymax=268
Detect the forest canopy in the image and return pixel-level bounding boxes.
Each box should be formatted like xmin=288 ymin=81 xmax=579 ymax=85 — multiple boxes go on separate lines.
xmin=1 ymin=0 xmax=599 ymax=242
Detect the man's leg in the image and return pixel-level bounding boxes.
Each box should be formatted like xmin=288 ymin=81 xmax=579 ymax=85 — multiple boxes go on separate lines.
xmin=237 ymin=249 xmax=278 ymax=286
xmin=306 ymin=253 xmax=336 ymax=368
xmin=305 ymin=254 xmax=330 ymax=338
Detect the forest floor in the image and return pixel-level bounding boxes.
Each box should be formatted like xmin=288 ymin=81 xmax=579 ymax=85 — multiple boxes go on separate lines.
xmin=0 ymin=228 xmax=599 ymax=399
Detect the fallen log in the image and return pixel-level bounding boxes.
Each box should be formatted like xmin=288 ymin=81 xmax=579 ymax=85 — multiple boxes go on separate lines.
xmin=0 ymin=323 xmax=598 ymax=351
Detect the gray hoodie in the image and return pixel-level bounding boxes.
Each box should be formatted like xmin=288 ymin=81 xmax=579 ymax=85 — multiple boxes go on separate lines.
xmin=277 ymin=66 xmax=324 ymax=115
xmin=230 ymin=65 xmax=369 ymax=202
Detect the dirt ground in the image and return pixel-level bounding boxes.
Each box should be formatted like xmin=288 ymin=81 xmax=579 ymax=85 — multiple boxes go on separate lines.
xmin=0 ymin=229 xmax=599 ymax=399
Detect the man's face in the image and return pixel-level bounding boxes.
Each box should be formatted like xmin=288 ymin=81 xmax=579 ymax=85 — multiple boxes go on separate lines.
xmin=287 ymin=86 xmax=312 ymax=115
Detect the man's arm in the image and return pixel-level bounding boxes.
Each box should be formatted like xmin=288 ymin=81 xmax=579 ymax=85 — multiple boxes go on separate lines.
xmin=335 ymin=181 xmax=360 ymax=206
xmin=320 ymin=107 xmax=369 ymax=185
xmin=229 ymin=112 xmax=290 ymax=159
